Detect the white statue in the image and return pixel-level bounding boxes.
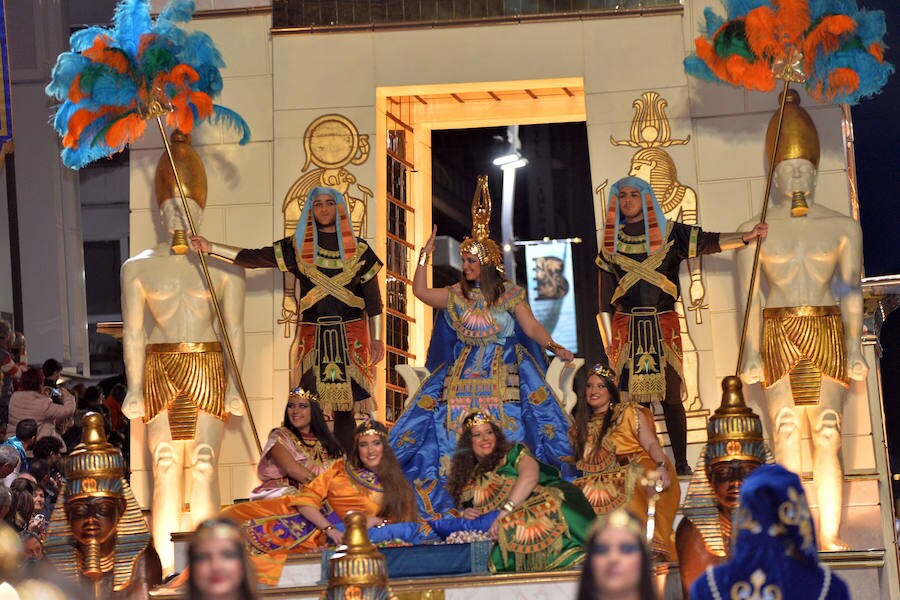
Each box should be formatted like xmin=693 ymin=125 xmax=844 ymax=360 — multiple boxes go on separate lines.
xmin=738 ymin=91 xmax=867 ymax=551
xmin=121 ymin=131 xmax=246 ymax=574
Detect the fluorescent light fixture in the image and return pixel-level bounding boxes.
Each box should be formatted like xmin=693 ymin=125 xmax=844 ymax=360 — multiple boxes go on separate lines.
xmin=492 ymin=152 xmax=521 ymax=166
xmin=500 ymin=158 xmax=528 ymax=170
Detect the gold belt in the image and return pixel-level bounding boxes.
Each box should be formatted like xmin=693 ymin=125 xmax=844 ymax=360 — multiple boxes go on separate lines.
xmin=762 ymin=305 xmax=840 ymax=319
xmin=145 ymin=341 xmax=223 ymax=353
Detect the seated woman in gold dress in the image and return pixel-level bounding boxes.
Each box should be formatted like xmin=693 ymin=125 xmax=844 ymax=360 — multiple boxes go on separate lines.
xmin=446 ymin=411 xmax=595 ymax=573
xmin=570 ymin=364 xmax=680 ymax=561
xmin=223 ymin=421 xmax=433 ymax=585
xmin=250 ymin=387 xmax=342 ymax=500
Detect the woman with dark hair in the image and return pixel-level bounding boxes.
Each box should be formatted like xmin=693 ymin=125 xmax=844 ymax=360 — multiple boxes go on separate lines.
xmin=390 ymin=177 xmax=578 ymax=515
xmin=577 ymin=509 xmax=659 ymax=600
xmin=4 ymin=477 xmax=35 ymax=532
xmin=571 ymin=364 xmax=679 ymax=562
xmin=447 ymin=410 xmax=594 ymax=573
xmin=250 ymin=387 xmax=342 ymax=500
xmin=6 ymin=368 xmax=75 ymax=452
xmin=222 ymin=420 xmax=434 ymax=585
xmin=187 ymin=517 xmax=260 ymax=600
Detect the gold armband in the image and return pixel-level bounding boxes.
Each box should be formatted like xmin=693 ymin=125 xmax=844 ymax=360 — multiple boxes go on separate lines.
xmin=597 ymin=312 xmax=613 ymax=351
xmin=718 ymin=232 xmax=749 ymax=251
xmin=208 ymin=242 xmax=243 ymax=263
xmin=368 ymin=315 xmax=383 ymax=342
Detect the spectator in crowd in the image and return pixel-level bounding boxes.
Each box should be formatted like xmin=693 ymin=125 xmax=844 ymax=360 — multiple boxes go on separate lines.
xmin=27 ymin=458 xmax=56 ymax=519
xmin=0 ymin=446 xmax=18 ymax=482
xmin=1 ymin=419 xmax=37 ymax=486
xmin=21 ymin=529 xmax=43 ymax=557
xmin=5 ymin=477 xmax=35 ymax=532
xmin=0 ymin=484 xmax=9 ymax=521
xmin=104 ymin=383 xmax=127 ymax=432
xmin=41 ymin=359 xmax=65 ymax=405
xmin=7 ymin=368 xmax=75 ymax=453
xmin=32 ymin=436 xmax=64 ymax=465
xmin=0 ymin=320 xmax=26 ymax=430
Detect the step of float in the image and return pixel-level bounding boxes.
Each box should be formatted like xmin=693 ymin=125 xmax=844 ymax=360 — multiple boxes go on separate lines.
xmin=150 ymin=552 xmax=888 ymax=599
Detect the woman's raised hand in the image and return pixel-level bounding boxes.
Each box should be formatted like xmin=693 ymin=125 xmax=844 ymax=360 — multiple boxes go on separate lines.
xmin=424 ymin=224 xmax=437 ymax=254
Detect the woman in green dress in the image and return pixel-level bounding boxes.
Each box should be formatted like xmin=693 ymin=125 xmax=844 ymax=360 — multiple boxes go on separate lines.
xmin=446 ymin=410 xmax=595 ymax=573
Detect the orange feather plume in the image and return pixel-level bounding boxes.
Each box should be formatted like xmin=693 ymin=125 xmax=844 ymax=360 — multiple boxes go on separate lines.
xmin=82 ymin=35 xmax=130 ymax=74
xmin=745 ymin=7 xmax=780 ymax=59
xmin=823 ymin=68 xmax=860 ymax=101
xmin=802 ymin=15 xmax=857 ymax=74
xmin=63 ymin=108 xmax=110 ymax=148
xmin=68 ymin=73 xmax=87 ymax=103
xmin=105 ymin=113 xmax=147 ymax=149
xmin=774 ymin=0 xmax=811 ymax=51
xmin=869 ymin=43 xmax=885 ymax=63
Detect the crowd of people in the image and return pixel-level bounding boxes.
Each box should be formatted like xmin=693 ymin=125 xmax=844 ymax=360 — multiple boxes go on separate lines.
xmin=0 ymin=319 xmax=131 ymax=574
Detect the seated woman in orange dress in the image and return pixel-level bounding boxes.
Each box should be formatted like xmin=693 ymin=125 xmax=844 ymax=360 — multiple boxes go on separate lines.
xmin=222 ymin=421 xmax=434 ymax=585
xmin=570 ymin=364 xmax=680 ymax=562
xmin=250 ymin=387 xmax=343 ymax=500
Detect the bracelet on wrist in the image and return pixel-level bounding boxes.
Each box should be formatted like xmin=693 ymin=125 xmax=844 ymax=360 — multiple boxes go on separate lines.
xmin=546 ymin=340 xmax=565 ymax=354
xmin=321 ymin=525 xmax=335 ymax=532
xmin=375 ymin=518 xmax=389 ymax=528
xmin=502 ymin=501 xmax=516 ymax=512
xmin=418 ymin=248 xmax=431 ymax=267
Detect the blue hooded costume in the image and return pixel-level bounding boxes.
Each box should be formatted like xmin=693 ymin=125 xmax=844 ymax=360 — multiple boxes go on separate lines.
xmin=690 ymin=464 xmax=850 ymax=600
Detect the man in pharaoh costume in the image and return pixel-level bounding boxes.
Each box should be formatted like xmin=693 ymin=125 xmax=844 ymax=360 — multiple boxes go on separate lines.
xmin=738 ymin=90 xmax=867 ymax=551
xmin=597 ymin=177 xmax=767 ymax=475
xmin=390 ymin=176 xmax=577 ymax=516
xmin=44 ymin=413 xmax=163 ymax=599
xmin=192 ymin=186 xmax=384 ymax=453
xmin=122 ymin=130 xmax=246 ymax=575
xmin=675 ymin=376 xmax=774 ymax=596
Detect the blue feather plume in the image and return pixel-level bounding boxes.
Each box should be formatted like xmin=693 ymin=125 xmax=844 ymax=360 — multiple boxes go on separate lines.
xmin=46 ymin=0 xmax=252 ymax=169
xmin=211 ymin=105 xmax=251 ymax=145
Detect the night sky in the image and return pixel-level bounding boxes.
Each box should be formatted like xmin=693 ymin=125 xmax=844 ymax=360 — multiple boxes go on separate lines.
xmin=853 ymin=0 xmax=899 ymax=277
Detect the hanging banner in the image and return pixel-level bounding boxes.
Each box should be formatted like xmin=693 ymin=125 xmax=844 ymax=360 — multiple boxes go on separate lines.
xmin=0 ymin=1 xmax=10 ymax=152
xmin=525 ymin=240 xmax=578 ymax=354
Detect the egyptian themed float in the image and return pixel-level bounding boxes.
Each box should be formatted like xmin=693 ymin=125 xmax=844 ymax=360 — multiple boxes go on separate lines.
xmin=26 ymin=0 xmax=898 ymax=598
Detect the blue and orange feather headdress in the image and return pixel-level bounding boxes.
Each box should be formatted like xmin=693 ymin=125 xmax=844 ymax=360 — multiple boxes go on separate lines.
xmin=684 ymin=0 xmax=892 ymax=105
xmin=45 ymin=0 xmax=250 ymax=169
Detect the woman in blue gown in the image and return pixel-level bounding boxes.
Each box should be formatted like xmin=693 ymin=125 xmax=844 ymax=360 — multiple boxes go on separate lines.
xmin=389 ymin=177 xmax=577 ymax=516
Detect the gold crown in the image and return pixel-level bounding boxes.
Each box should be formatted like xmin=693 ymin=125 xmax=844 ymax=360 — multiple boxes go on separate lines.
xmin=155 ymin=130 xmax=208 ymax=208
xmin=355 ymin=420 xmax=387 ymax=440
xmin=765 ymin=90 xmax=820 ymax=169
xmin=588 ymin=508 xmax=645 ymax=544
xmin=288 ymin=386 xmax=319 ymax=404
xmin=193 ymin=520 xmax=244 ymax=547
xmin=460 ymin=175 xmax=504 ymax=272
xmin=463 ymin=410 xmax=494 ymax=431
xmin=589 ymin=364 xmax=616 ymax=381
